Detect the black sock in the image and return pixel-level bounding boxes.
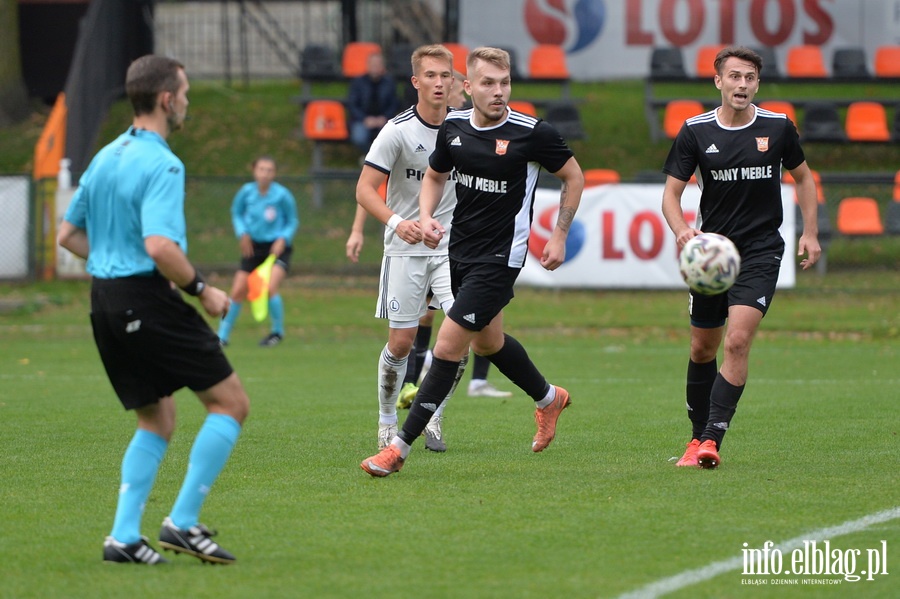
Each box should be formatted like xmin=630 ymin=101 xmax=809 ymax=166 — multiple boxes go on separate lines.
xmin=402 ymin=343 xmax=418 ymax=385
xmin=485 ymin=334 xmax=549 ymax=401
xmin=398 ymin=356 xmax=457 ymax=445
xmin=471 ymin=353 xmax=490 ymax=380
xmin=686 ymin=359 xmax=717 ymax=440
xmin=701 ymin=373 xmax=745 ymax=449
xmin=412 ymin=325 xmax=432 ymax=382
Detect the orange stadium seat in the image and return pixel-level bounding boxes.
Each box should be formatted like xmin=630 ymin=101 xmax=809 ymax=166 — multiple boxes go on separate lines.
xmin=845 ymin=101 xmax=890 ymax=142
xmin=583 ymin=168 xmax=621 ymax=187
xmin=303 ymin=100 xmax=349 ymax=141
xmin=442 ymin=43 xmax=470 ymax=74
xmin=528 ymin=44 xmax=570 ymax=81
xmin=758 ymin=100 xmax=798 ymax=127
xmin=894 ymin=170 xmax=900 ymax=202
xmin=507 ymin=100 xmax=538 ymax=116
xmin=663 ymin=100 xmax=704 ymax=139
xmin=837 ymin=197 xmax=884 ymax=235
xmin=341 ymin=42 xmax=382 ymax=78
xmin=786 ymin=45 xmax=828 ymax=78
xmin=874 ymin=45 xmax=900 ymax=78
xmin=694 ymin=45 xmax=725 ymax=78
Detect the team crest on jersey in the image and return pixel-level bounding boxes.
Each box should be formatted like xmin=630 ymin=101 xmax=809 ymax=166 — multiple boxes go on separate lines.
xmin=756 ymin=137 xmax=769 ymax=152
xmin=495 ymin=139 xmax=510 ymax=155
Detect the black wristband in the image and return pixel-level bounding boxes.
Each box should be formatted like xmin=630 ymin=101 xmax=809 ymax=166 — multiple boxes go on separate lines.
xmin=180 ymin=271 xmax=206 ymax=296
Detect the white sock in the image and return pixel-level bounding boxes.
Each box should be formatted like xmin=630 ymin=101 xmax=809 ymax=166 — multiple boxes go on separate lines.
xmin=391 ymin=437 xmax=411 ymax=458
xmin=378 ymin=345 xmax=407 ymax=417
xmin=535 ymin=385 xmax=557 ymax=409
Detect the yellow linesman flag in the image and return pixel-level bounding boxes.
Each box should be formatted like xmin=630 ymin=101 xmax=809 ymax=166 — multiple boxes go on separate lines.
xmin=246 ymin=254 xmax=277 ymax=322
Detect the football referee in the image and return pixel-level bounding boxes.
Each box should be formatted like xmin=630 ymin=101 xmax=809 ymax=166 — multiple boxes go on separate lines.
xmin=58 ymin=55 xmax=249 ymax=564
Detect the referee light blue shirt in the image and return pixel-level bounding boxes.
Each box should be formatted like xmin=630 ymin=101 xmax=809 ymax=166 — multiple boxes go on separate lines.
xmin=230 ymin=181 xmax=299 ymax=245
xmin=64 ymin=127 xmax=187 ymax=279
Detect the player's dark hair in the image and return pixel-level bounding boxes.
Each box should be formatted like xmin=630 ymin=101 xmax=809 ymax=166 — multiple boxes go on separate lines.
xmin=125 ymin=55 xmax=185 ymax=116
xmin=714 ymin=46 xmax=762 ymax=76
xmin=253 ymin=155 xmax=277 ymax=169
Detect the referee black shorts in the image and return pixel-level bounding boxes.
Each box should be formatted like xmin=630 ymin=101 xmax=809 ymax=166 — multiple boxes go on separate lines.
xmin=446 ymin=260 xmax=519 ymax=331
xmin=239 ymin=241 xmax=293 ymax=273
xmin=90 ymin=274 xmax=234 ymax=410
xmin=689 ymin=248 xmax=782 ymax=328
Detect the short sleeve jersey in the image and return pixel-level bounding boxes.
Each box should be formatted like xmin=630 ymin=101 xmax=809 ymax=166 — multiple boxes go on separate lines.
xmin=429 ymin=107 xmax=573 ymax=268
xmin=64 ymin=127 xmax=187 ymax=278
xmin=364 ymin=105 xmax=456 ymax=256
xmin=230 ymin=181 xmax=299 ymax=245
xmin=662 ymin=105 xmax=806 ymax=254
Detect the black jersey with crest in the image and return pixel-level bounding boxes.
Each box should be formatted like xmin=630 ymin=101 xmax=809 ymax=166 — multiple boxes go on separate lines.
xmin=662 ymin=105 xmax=806 ymax=254
xmin=429 ymin=107 xmax=573 ymax=268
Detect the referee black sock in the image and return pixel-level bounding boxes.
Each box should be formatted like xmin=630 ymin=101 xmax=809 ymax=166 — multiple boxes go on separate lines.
xmin=686 ymin=358 xmax=717 ymax=440
xmin=701 ymin=373 xmax=745 ymax=450
xmin=411 ymin=325 xmax=432 ymax=382
xmin=485 ymin=334 xmax=550 ymax=401
xmin=398 ymin=356 xmax=457 ymax=445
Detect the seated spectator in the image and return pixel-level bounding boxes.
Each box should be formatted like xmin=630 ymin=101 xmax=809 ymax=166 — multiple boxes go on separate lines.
xmin=347 ymin=52 xmax=400 ymax=154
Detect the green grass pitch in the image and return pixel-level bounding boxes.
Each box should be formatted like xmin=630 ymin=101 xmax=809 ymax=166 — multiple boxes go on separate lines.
xmin=1 ymin=274 xmax=897 ymax=598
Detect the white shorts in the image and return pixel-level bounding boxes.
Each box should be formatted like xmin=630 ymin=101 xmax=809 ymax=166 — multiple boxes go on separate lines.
xmin=375 ymin=254 xmax=453 ymax=323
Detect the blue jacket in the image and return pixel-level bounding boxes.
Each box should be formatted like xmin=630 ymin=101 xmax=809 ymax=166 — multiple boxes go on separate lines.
xmin=347 ymin=74 xmax=400 ymax=123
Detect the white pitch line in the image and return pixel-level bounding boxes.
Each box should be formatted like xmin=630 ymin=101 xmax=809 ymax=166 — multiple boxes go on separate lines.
xmin=616 ymin=506 xmax=900 ymax=599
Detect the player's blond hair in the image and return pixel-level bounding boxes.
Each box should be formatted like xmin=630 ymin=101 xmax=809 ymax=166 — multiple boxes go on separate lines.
xmin=466 ymin=47 xmax=511 ymax=75
xmin=411 ymin=44 xmax=455 ymax=76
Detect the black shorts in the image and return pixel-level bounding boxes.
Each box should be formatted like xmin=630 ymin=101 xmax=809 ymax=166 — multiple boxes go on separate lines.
xmin=447 ymin=261 xmax=519 ymax=331
xmin=688 ymin=249 xmax=782 ymax=328
xmin=90 ymin=274 xmax=234 ymax=410
xmin=239 ymin=241 xmax=293 ymax=273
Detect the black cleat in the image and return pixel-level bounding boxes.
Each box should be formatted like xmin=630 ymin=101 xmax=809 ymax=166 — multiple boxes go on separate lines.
xmin=103 ymin=536 xmax=168 ymax=564
xmin=258 ymin=333 xmax=283 ymax=347
xmin=158 ymin=517 xmax=236 ymax=564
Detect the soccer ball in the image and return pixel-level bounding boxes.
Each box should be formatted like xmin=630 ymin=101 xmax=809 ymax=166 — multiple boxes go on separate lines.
xmin=678 ymin=233 xmax=741 ymax=295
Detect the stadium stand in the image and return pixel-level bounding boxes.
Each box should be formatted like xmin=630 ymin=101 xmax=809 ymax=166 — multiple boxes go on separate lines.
xmin=802 ymin=103 xmax=846 ymax=143
xmin=694 ymin=45 xmax=725 ymax=78
xmin=527 ymin=44 xmax=571 ymax=98
xmin=887 ymin=172 xmax=900 ymax=235
xmin=386 ymin=42 xmax=415 ymax=79
xmin=583 ymin=168 xmax=621 ymax=187
xmin=298 ymin=43 xmax=342 ymax=101
xmin=873 ymin=45 xmax=900 ymax=78
xmin=302 ymin=99 xmax=351 ymax=208
xmin=785 ymin=45 xmax=828 ymax=79
xmin=845 ymin=101 xmax=891 ymax=142
xmin=499 ymin=46 xmax=525 ymax=81
xmin=342 ymin=42 xmax=382 ymax=78
xmin=837 ymin=197 xmax=884 ymax=235
xmin=443 ymin=42 xmax=470 ymax=75
xmin=544 ymin=102 xmax=585 ymax=140
xmin=663 ymin=100 xmax=704 ymax=139
xmin=831 ymin=47 xmax=870 ymax=80
xmin=649 ymin=47 xmax=687 ymax=80
xmin=758 ymin=100 xmax=798 ymax=128
xmin=508 ymin=100 xmax=538 ymax=116
xmin=751 ymin=46 xmax=783 ymax=80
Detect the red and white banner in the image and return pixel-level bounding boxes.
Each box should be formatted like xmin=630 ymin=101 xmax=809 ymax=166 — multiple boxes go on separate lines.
xmin=518 ymin=183 xmax=796 ymax=289
xmin=461 ymin=0 xmax=900 ymax=80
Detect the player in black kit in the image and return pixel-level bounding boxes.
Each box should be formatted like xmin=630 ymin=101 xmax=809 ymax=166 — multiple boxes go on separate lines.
xmin=661 ymin=46 xmax=821 ymax=469
xmin=361 ymin=46 xmax=585 ymax=477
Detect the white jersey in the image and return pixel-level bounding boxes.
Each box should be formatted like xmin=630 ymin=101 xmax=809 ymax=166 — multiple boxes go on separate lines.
xmin=364 ymin=105 xmax=456 ymax=256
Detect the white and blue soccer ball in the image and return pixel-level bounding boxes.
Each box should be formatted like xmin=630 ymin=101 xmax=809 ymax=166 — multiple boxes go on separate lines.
xmin=678 ymin=233 xmax=741 ymax=295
